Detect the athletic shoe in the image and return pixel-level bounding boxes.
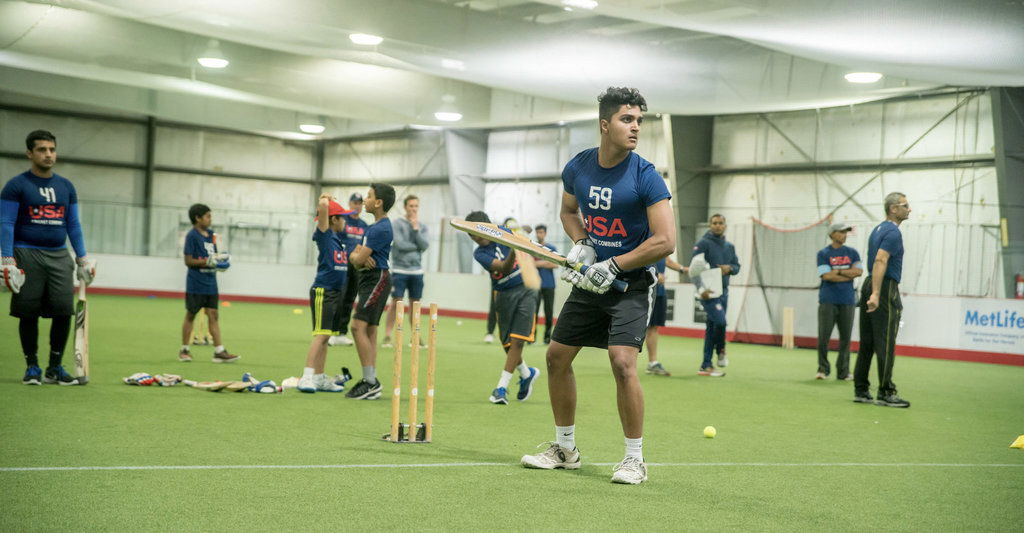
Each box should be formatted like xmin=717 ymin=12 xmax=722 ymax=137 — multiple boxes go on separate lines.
xmin=876 ymin=393 xmax=910 ymax=408
xmin=839 ymin=374 xmax=853 ymax=381
xmin=853 ymin=391 xmax=874 ymax=403
xmin=328 ymin=335 xmax=354 ymax=346
xmin=697 ymin=367 xmax=725 ymax=377
xmin=610 ymin=456 xmax=648 ymax=484
xmin=316 ymin=374 xmax=345 ymax=392
xmin=212 ymin=350 xmax=240 ymax=363
xmin=543 ymin=333 xmax=551 ymax=345
xmin=489 ymin=387 xmax=508 ymax=405
xmin=521 ymin=442 xmax=581 ymax=470
xmin=815 ymin=372 xmax=827 ymax=380
xmin=517 ymin=367 xmax=541 ymax=401
xmin=408 ymin=340 xmax=428 ymax=349
xmin=646 ymin=362 xmax=671 ymax=376
xmin=483 ymin=333 xmax=494 ymax=344
xmin=297 ymin=374 xmax=317 ymax=393
xmin=43 ymin=365 xmax=79 ymax=386
xmin=179 ymin=350 xmax=192 ymax=362
xmin=717 ymin=351 xmax=729 ymax=367
xmin=345 ymin=378 xmax=382 ymax=399
xmin=22 ymin=365 xmax=42 ymax=385
xmin=381 ymin=336 xmax=393 ymax=349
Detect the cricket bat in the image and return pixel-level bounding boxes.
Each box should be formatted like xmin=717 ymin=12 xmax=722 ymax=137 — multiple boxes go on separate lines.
xmin=183 ymin=380 xmax=228 ymax=391
xmin=502 ymin=218 xmax=541 ymax=290
xmin=73 ymin=283 xmax=90 ymax=385
xmin=449 ymin=218 xmax=627 ymax=292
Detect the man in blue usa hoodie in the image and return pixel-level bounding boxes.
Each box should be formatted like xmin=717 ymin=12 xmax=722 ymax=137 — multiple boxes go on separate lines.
xmin=692 ymin=214 xmax=740 ymax=376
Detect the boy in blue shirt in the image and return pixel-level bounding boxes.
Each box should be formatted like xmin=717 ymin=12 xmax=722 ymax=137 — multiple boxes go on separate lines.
xmin=2 ymin=130 xmax=96 ymax=385
xmin=179 ymin=204 xmax=238 ymax=363
xmin=345 ymin=183 xmax=396 ymax=400
xmin=298 ymin=194 xmax=355 ymax=393
xmin=692 ymin=214 xmax=740 ymax=376
xmin=329 ymin=192 xmax=367 ymax=347
xmin=815 ymin=223 xmax=862 ymax=380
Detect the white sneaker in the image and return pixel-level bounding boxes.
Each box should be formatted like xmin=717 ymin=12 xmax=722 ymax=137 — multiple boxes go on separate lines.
xmin=297 ymin=374 xmax=317 ymax=393
xmin=381 ymin=336 xmax=393 ymax=348
xmin=316 ymin=374 xmax=345 ymax=392
xmin=717 ymin=355 xmax=729 ymax=367
xmin=328 ymin=335 xmax=354 ymax=346
xmin=483 ymin=334 xmax=494 ymax=344
xmin=610 ymin=456 xmax=648 ymax=484
xmin=521 ymin=443 xmax=581 ymax=470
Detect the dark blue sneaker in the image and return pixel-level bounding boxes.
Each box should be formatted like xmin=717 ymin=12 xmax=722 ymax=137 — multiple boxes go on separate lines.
xmin=43 ymin=365 xmax=79 ymax=386
xmin=23 ymin=365 xmax=42 ymax=385
xmin=489 ymin=387 xmax=508 ymax=405
xmin=516 ymin=367 xmax=540 ymax=401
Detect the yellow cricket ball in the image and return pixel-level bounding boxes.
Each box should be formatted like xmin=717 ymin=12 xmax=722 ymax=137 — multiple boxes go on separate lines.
xmin=703 ymin=426 xmax=717 ymax=438
xmin=292 ymin=308 xmax=303 ymax=315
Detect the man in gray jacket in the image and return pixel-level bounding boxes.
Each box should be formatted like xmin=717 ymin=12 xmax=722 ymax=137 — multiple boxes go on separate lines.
xmin=382 ymin=195 xmax=429 ymax=347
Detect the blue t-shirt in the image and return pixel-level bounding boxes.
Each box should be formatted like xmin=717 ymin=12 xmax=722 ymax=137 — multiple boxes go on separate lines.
xmin=817 ymin=245 xmax=862 ymax=305
xmin=362 ymin=217 xmax=393 ymax=271
xmin=538 ymin=242 xmax=558 ymax=289
xmin=654 ymin=258 xmax=667 ymax=297
xmin=692 ymin=231 xmax=740 ymax=293
xmin=473 ymin=242 xmax=524 ymax=292
xmin=342 ymin=214 xmax=368 ymax=254
xmin=312 ymin=228 xmax=348 ymax=290
xmin=184 ymin=228 xmax=218 ymax=295
xmin=0 ymin=170 xmax=86 ymax=255
xmin=561 ymin=148 xmax=671 ymax=268
xmin=867 ymin=221 xmax=904 ymax=283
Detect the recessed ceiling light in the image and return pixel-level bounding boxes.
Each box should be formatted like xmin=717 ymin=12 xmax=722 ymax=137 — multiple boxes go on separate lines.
xmin=562 ymin=0 xmax=598 ymax=9
xmin=299 ymin=124 xmax=325 ymax=134
xmin=434 ymin=112 xmax=463 ymax=122
xmin=197 ymin=39 xmax=229 ymax=68
xmin=441 ymin=58 xmax=466 ymax=71
xmin=349 ymin=33 xmax=384 ymax=46
xmin=844 ymin=72 xmax=883 ymax=83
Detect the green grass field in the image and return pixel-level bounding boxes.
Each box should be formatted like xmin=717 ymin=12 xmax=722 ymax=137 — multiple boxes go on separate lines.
xmin=1 ymin=293 xmax=1022 ymax=532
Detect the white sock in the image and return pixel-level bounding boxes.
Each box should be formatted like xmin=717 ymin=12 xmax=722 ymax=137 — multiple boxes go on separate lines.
xmin=215 ymin=345 xmax=225 ymax=354
xmin=625 ymin=437 xmax=643 ymax=461
xmin=363 ymin=366 xmax=376 ymax=383
xmin=302 ymin=367 xmax=314 ymax=378
xmin=556 ymin=425 xmax=576 ymax=451
xmin=516 ymin=362 xmax=531 ymax=377
xmin=647 ymin=360 xmax=658 ymax=367
xmin=497 ymin=371 xmax=513 ymax=389
xmin=180 ymin=345 xmax=190 ymax=352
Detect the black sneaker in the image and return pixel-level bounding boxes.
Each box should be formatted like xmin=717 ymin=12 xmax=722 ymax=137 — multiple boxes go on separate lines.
xmin=876 ymin=393 xmax=910 ymax=408
xmin=853 ymin=391 xmax=874 ymax=403
xmin=345 ymin=378 xmax=382 ymax=399
xmin=43 ymin=365 xmax=79 ymax=386
xmin=23 ymin=365 xmax=42 ymax=385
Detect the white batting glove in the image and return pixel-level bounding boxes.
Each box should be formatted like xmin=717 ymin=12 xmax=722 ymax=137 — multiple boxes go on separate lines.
xmin=560 ymin=267 xmax=585 ymax=286
xmin=565 ymin=237 xmax=596 ymax=267
xmin=76 ymin=256 xmax=96 ymax=286
xmin=578 ymin=257 xmax=621 ymax=295
xmin=2 ymin=257 xmax=26 ymax=294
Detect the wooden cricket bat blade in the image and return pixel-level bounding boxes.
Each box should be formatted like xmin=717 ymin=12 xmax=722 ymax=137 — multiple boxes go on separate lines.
xmin=73 ymin=283 xmax=90 ymax=385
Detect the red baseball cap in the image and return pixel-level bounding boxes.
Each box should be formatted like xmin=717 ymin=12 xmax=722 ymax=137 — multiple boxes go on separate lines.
xmin=316 ymin=200 xmax=355 ymax=219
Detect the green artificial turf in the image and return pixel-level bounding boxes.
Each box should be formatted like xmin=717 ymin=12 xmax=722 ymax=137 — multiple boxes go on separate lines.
xmin=1 ymin=293 xmax=1022 ymax=532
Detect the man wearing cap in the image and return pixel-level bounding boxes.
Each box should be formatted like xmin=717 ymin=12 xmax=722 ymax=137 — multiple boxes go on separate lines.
xmin=329 ymin=192 xmax=368 ymax=347
xmin=815 ymin=222 xmax=862 ymax=380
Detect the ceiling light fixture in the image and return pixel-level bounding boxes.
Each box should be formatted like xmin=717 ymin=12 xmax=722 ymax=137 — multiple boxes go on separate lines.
xmin=844 ymin=72 xmax=883 ymax=83
xmin=299 ymin=124 xmax=325 ymax=134
xmin=562 ymin=0 xmax=598 ymax=9
xmin=434 ymin=94 xmax=463 ymax=122
xmin=441 ymin=58 xmax=466 ymax=71
xmin=197 ymin=39 xmax=229 ymax=69
xmin=349 ymin=33 xmax=384 ymax=46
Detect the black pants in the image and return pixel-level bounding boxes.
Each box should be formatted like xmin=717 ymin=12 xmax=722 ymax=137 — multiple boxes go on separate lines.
xmin=817 ymin=303 xmax=854 ymax=377
xmin=853 ymin=277 xmax=902 ymax=396
xmin=486 ymin=290 xmax=497 ymax=335
xmin=337 ymin=268 xmax=359 ymax=335
xmin=535 ymin=287 xmax=555 ymax=341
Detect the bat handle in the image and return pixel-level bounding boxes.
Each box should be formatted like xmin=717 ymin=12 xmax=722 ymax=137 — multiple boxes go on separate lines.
xmin=576 ymin=264 xmax=629 ymax=293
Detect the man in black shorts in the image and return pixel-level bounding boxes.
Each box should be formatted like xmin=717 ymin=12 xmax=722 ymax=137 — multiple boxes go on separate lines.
xmin=345 ymin=183 xmax=396 ymax=400
xmin=2 ymin=130 xmax=96 ymax=385
xmin=520 ymin=88 xmax=675 ymax=485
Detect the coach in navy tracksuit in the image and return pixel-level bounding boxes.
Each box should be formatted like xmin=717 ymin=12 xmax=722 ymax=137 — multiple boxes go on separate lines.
xmin=692 ymin=214 xmax=740 ymax=375
xmin=1 ymin=130 xmax=95 ymax=386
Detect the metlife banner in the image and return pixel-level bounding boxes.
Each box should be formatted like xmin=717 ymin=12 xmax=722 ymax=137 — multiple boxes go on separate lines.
xmin=959 ymin=299 xmax=1024 ymax=354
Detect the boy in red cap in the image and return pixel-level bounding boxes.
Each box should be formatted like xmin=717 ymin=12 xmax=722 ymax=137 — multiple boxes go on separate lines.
xmin=297 ymin=194 xmax=356 ymax=393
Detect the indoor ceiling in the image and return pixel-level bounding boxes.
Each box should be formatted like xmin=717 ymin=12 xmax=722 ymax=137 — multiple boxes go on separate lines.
xmin=1 ymin=0 xmax=1022 ymax=138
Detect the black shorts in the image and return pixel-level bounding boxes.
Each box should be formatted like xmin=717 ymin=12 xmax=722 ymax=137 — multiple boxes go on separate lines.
xmin=495 ymin=284 xmax=538 ymax=346
xmin=310 ymin=286 xmax=344 ymax=336
xmin=649 ymin=293 xmax=667 ymax=327
xmin=10 ymin=248 xmax=75 ymax=318
xmin=354 ymin=269 xmax=391 ymax=326
xmin=551 ymin=268 xmax=656 ymax=350
xmin=186 ymin=293 xmax=219 ymax=315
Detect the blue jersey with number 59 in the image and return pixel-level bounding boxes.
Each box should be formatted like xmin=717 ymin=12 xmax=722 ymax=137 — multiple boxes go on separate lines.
xmin=561 ymin=148 xmax=670 ymax=268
